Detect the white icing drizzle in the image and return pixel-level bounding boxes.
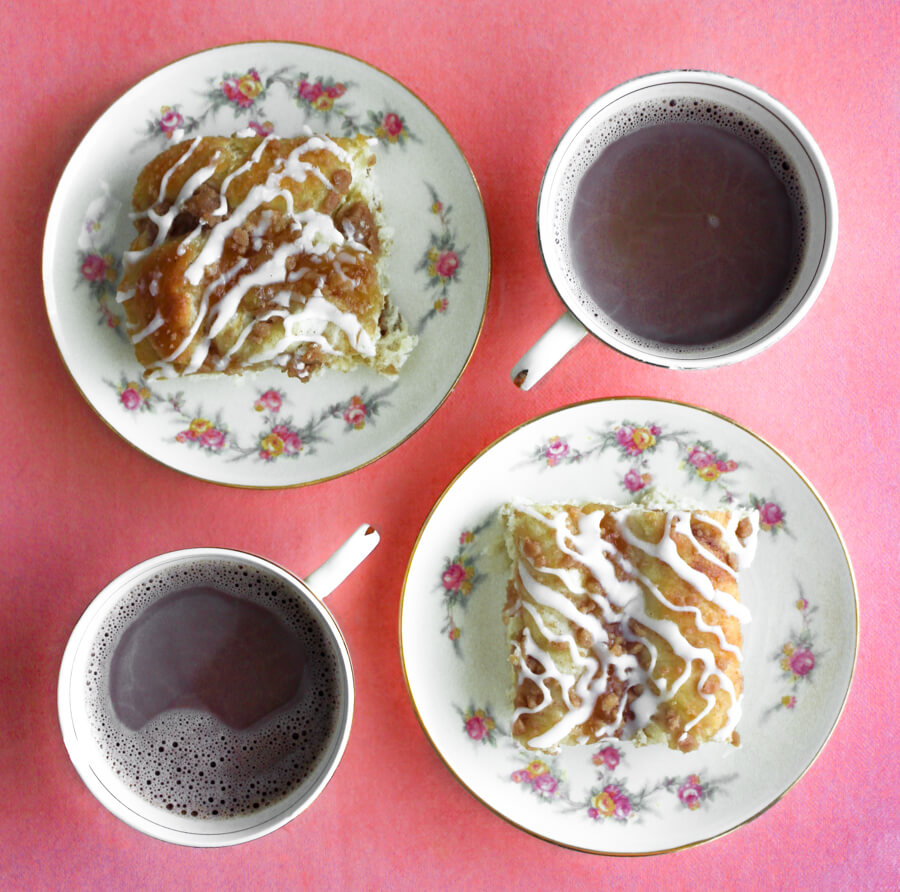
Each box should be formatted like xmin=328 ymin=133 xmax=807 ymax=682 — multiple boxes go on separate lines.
xmin=212 ymin=307 xmax=289 ymax=370
xmin=145 ymin=362 xmax=176 ymax=381
xmin=616 ymin=509 xmax=753 ymax=624
xmin=184 ymin=186 xmax=286 ymax=285
xmin=286 ymin=266 xmax=311 ymax=283
xmin=129 ymin=311 xmax=165 ymax=344
xmin=207 ymin=289 xmax=376 ymax=373
xmin=250 ymin=208 xmax=274 ymax=251
xmin=175 ymin=223 xmax=203 ymax=257
xmin=510 ymin=504 xmax=755 ymax=749
xmin=297 ymin=134 xmax=351 ymax=163
xmin=214 ymin=135 xmax=273 ymax=218
xmin=519 ymin=561 xmax=609 ymax=645
xmin=332 ymin=260 xmax=350 ymax=283
xmin=156 ymin=260 xmax=248 ymax=371
xmin=209 ymin=243 xmax=298 ymax=338
xmin=512 ymin=572 xmax=638 ymax=749
xmin=252 ymin=293 xmax=375 ymax=362
xmin=123 ymin=133 xmax=378 ymax=378
xmin=123 ymin=139 xmax=220 ymax=268
xmin=697 ymin=511 xmax=759 ymax=568
xmin=595 ymin=517 xmax=744 ymax=657
xmin=342 ymin=232 xmax=370 ymax=254
xmin=183 ymin=139 xmax=347 ymax=287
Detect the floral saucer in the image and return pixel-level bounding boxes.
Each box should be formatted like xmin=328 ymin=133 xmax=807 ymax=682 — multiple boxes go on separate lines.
xmin=43 ymin=42 xmax=489 ymax=487
xmin=399 ymin=398 xmax=856 ymax=854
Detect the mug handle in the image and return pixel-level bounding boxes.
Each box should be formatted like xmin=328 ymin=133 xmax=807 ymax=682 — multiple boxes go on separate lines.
xmin=304 ymin=524 xmax=380 ymax=598
xmin=511 ymin=311 xmax=587 ymax=390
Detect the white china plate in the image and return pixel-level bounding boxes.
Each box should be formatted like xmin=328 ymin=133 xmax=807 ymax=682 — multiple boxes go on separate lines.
xmin=43 ymin=42 xmax=490 ymax=487
xmin=400 ymin=398 xmax=856 ymax=854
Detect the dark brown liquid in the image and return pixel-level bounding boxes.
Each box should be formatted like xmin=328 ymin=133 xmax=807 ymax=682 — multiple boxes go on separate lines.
xmin=568 ymin=122 xmax=796 ymax=345
xmin=85 ymin=563 xmax=341 ymax=819
xmin=109 ymin=585 xmax=307 ymax=731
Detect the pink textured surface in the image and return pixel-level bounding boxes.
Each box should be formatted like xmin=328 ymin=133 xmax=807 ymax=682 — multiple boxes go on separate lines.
xmin=2 ymin=0 xmax=898 ymax=888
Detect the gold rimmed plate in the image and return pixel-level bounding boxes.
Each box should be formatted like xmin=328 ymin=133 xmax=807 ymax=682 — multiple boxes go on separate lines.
xmin=399 ymin=397 xmax=856 ymax=854
xmin=43 ymin=41 xmax=490 ymax=487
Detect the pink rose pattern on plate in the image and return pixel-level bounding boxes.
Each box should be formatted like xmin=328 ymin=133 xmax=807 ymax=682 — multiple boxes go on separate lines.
xmin=525 ymin=435 xmax=584 ymax=468
xmin=77 ymin=253 xmax=122 ymax=331
xmin=109 ymin=375 xmax=399 ymax=459
xmin=767 ymin=589 xmax=821 ymax=715
xmin=143 ymin=104 xmax=201 ymax=142
xmin=605 ymin=421 xmax=666 ymax=492
xmin=237 ymin=393 xmax=330 ymax=462
xmin=78 ymin=61 xmax=463 ymax=473
xmin=435 ymin=515 xmax=495 ymax=652
xmin=255 ymin=424 xmax=304 ymax=461
xmin=253 ymin=388 xmax=284 ymax=414
xmin=165 ymin=388 xmax=332 ymax=462
xmin=77 ymin=188 xmax=123 ymax=333
xmin=527 ymin=419 xmax=748 ymax=504
xmin=197 ymin=68 xmax=270 ymax=121
xmin=578 ymin=745 xmax=734 ymax=823
xmin=417 ymin=185 xmax=465 ymax=323
xmin=167 ymin=393 xmax=231 ymax=454
xmin=750 ymin=493 xmax=790 ymax=535
xmin=368 ymin=108 xmax=417 ymax=146
xmin=510 ymin=754 xmax=565 ymax=801
xmin=527 ymin=420 xmax=672 ymax=488
xmin=139 ymin=66 xmax=417 ymax=145
xmin=593 ymin=745 xmax=622 ymax=771
xmin=486 ymin=738 xmax=737 ymax=823
xmin=288 ymin=74 xmax=355 ymax=131
xmin=106 ymin=375 xmax=160 ymax=413
xmin=326 ymin=386 xmax=395 ymax=433
xmin=457 ymin=705 xmax=499 ymax=747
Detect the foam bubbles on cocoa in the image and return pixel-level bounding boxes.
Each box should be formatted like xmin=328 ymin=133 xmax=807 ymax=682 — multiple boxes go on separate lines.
xmin=83 ymin=560 xmax=341 ymax=819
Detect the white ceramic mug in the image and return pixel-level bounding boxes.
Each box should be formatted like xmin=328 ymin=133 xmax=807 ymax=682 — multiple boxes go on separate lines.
xmin=58 ymin=525 xmax=379 ymax=847
xmin=512 ymin=70 xmax=838 ymax=389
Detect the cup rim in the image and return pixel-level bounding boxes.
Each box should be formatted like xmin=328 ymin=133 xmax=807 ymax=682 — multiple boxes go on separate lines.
xmin=57 ymin=546 xmax=355 ymax=847
xmin=536 ymin=69 xmax=838 ymax=370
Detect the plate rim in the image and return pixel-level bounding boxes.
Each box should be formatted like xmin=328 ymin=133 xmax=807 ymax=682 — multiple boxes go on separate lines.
xmin=398 ymin=394 xmax=858 ymax=855
xmin=42 ymin=39 xmax=492 ymax=489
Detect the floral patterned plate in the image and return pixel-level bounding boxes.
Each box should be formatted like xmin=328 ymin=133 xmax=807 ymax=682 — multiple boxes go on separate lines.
xmin=399 ymin=397 xmax=857 ymax=854
xmin=43 ymin=42 xmax=489 ymax=487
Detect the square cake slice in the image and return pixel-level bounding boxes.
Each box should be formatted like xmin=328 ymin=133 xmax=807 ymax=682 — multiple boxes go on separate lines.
xmin=501 ymin=501 xmax=758 ymax=753
xmin=117 ymin=133 xmax=416 ymax=381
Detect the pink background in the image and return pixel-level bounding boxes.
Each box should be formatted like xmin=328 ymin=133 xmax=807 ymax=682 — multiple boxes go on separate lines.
xmin=2 ymin=0 xmax=898 ymax=888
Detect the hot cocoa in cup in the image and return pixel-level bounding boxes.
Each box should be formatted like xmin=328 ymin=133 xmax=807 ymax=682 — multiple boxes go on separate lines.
xmin=59 ymin=529 xmax=377 ymax=846
xmin=512 ymin=71 xmax=837 ymax=388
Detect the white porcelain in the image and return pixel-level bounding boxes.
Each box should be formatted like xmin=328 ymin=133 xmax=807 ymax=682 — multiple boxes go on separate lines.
xmin=59 ymin=527 xmax=377 ymax=846
xmin=43 ymin=42 xmax=490 ymax=486
xmin=305 ymin=523 xmax=380 ymax=597
xmin=512 ymin=71 xmax=838 ymax=388
xmin=400 ymin=398 xmax=856 ymax=853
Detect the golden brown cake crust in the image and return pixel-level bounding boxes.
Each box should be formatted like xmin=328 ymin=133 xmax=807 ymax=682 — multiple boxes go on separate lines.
xmin=502 ymin=502 xmax=758 ymax=753
xmin=117 ymin=134 xmax=415 ymax=380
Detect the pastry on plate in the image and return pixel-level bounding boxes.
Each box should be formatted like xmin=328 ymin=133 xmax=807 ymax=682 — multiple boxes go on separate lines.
xmin=116 ymin=132 xmax=416 ymax=380
xmin=501 ymin=500 xmax=758 ymax=753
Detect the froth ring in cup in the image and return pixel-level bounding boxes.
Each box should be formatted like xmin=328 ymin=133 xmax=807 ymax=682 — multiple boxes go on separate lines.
xmin=512 ymin=70 xmax=838 ymax=388
xmin=58 ymin=530 xmax=377 ymax=847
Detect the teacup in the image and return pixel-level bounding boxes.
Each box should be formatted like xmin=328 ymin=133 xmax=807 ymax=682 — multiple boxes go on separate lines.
xmin=58 ymin=525 xmax=379 ymax=847
xmin=512 ymin=70 xmax=838 ymax=389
